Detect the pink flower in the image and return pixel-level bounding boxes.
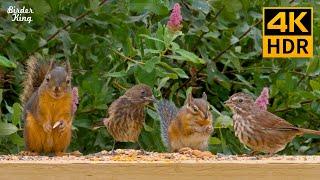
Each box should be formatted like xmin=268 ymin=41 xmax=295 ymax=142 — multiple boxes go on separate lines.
xmin=255 ymin=87 xmax=269 ymax=111
xmin=72 ymin=87 xmax=79 ymax=114
xmin=167 ymin=3 xmax=182 ymax=31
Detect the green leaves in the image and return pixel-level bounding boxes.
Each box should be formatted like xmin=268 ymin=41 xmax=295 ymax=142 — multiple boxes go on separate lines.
xmin=12 ymin=103 xmax=22 ymax=127
xmin=129 ymin=0 xmax=168 ymax=15
xmin=191 ymin=0 xmax=211 ymax=14
xmin=105 ymin=71 xmax=127 ymax=78
xmin=168 ymin=49 xmax=206 ymax=64
xmin=134 ymin=65 xmax=157 ymax=86
xmin=306 ymin=58 xmax=320 ymax=75
xmin=215 ymin=115 xmax=233 ymax=128
xmin=24 ymin=0 xmax=51 ymax=15
xmin=0 ymin=89 xmax=3 ymax=104
xmin=0 ymin=55 xmax=16 ymax=68
xmin=210 ymin=137 xmax=222 ymax=145
xmin=175 ymin=49 xmax=206 ymax=64
xmin=139 ymin=34 xmax=165 ymax=45
xmin=70 ymin=33 xmax=95 ymax=49
xmin=144 ymin=57 xmax=160 ymax=73
xmin=0 ymin=123 xmax=18 ymax=136
xmin=225 ymin=0 xmax=243 ymax=12
xmin=310 ymin=80 xmax=320 ymax=91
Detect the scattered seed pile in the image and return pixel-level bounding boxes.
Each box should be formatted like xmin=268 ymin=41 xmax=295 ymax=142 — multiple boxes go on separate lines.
xmin=0 ymin=149 xmax=320 ymax=163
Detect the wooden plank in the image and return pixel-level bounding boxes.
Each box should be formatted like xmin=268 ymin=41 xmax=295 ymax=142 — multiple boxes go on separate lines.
xmin=0 ymin=162 xmax=319 ymax=180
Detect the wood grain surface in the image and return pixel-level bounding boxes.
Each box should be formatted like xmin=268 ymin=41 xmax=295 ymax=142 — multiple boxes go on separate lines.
xmin=0 ymin=161 xmax=319 ymax=180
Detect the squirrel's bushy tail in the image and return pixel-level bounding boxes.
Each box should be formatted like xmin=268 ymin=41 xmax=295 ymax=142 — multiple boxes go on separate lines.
xmin=155 ymin=100 xmax=178 ymax=148
xmin=20 ymin=56 xmax=50 ymax=105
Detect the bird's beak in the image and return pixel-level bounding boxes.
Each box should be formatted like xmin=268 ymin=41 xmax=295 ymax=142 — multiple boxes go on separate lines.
xmin=224 ymin=99 xmax=232 ymax=105
xmin=144 ymin=95 xmax=156 ymax=102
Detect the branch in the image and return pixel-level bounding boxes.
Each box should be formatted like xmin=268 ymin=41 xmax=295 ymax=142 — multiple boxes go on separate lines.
xmin=177 ymin=5 xmax=225 ymax=76
xmin=108 ymin=48 xmax=144 ymax=65
xmin=176 ymin=19 xmax=262 ymax=92
xmin=176 ymin=0 xmax=296 ymax=93
xmin=191 ymin=6 xmax=225 ymax=52
xmin=24 ymin=0 xmax=108 ymax=59
xmin=213 ymin=19 xmax=262 ymax=63
xmin=274 ymin=99 xmax=318 ymax=113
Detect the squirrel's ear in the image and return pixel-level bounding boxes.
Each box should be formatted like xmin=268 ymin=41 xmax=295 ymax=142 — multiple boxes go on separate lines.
xmin=186 ymin=92 xmax=193 ymax=105
xmin=65 ymin=59 xmax=71 ymax=75
xmin=202 ymin=92 xmax=207 ymax=101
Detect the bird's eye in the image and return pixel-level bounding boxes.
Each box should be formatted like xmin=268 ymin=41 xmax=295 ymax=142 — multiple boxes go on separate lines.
xmin=238 ymin=99 xmax=243 ymax=103
xmin=141 ymin=90 xmax=146 ymax=96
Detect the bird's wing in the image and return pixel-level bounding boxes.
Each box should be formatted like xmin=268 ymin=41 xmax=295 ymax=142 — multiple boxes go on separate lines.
xmin=253 ymin=110 xmax=299 ymax=131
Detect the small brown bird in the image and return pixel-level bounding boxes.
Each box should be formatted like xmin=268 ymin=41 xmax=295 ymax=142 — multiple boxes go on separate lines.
xmin=225 ymin=92 xmax=320 ymax=154
xmin=103 ymin=84 xmax=154 ymax=151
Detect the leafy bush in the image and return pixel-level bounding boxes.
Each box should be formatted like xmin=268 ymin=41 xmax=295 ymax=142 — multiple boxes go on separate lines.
xmin=0 ymin=0 xmax=319 ymax=155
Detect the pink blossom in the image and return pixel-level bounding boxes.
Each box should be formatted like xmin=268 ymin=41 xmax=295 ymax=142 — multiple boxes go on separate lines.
xmin=72 ymin=87 xmax=79 ymax=114
xmin=255 ymin=87 xmax=269 ymax=111
xmin=167 ymin=3 xmax=182 ymax=31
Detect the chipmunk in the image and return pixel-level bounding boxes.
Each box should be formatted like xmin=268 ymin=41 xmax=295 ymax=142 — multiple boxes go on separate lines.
xmin=156 ymin=92 xmax=213 ymax=152
xmin=21 ymin=56 xmax=73 ymax=156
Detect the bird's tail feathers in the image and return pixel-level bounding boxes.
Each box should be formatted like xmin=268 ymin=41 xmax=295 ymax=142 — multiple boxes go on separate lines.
xmin=299 ymin=128 xmax=320 ymax=136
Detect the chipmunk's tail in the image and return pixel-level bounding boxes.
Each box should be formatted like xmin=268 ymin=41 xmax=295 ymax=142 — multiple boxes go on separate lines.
xmin=155 ymin=100 xmax=178 ymax=148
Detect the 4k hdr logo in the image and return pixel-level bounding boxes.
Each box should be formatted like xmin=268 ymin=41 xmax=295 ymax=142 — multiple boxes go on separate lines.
xmin=263 ymin=7 xmax=313 ymax=58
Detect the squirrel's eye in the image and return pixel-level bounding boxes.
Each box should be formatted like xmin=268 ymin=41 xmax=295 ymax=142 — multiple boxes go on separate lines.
xmin=45 ymin=76 xmax=50 ymax=82
xmin=238 ymin=99 xmax=243 ymax=103
xmin=192 ymin=106 xmax=199 ymax=112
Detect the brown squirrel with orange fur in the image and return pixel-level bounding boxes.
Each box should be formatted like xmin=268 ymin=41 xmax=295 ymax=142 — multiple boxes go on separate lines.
xmin=21 ymin=56 xmax=73 ymax=156
xmin=156 ymin=92 xmax=213 ymax=152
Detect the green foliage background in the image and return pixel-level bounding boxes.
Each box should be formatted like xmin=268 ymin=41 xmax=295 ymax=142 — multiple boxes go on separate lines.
xmin=0 ymin=0 xmax=319 ymax=155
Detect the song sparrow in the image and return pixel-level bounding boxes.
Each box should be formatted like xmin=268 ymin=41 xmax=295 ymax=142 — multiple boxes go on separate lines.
xmin=225 ymin=92 xmax=320 ymax=154
xmin=103 ymin=84 xmax=154 ymax=150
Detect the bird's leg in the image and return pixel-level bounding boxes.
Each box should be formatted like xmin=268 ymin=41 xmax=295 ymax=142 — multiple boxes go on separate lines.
xmin=110 ymin=140 xmax=117 ymax=155
xmin=254 ymin=153 xmax=275 ymax=160
xmin=265 ymin=153 xmax=276 ymax=158
xmin=238 ymin=151 xmax=258 ymax=157
xmin=137 ymin=141 xmax=146 ymax=155
xmin=249 ymin=151 xmax=259 ymax=156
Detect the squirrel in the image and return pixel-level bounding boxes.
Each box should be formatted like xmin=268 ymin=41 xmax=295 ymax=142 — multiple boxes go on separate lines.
xmin=21 ymin=56 xmax=73 ymax=156
xmin=156 ymin=92 xmax=213 ymax=152
xmin=103 ymin=84 xmax=155 ymax=152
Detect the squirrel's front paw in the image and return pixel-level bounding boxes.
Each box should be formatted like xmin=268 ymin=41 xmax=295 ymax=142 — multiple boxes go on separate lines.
xmin=53 ymin=120 xmax=67 ymax=133
xmin=204 ymin=126 xmax=213 ymax=134
xmin=43 ymin=123 xmax=52 ymax=133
